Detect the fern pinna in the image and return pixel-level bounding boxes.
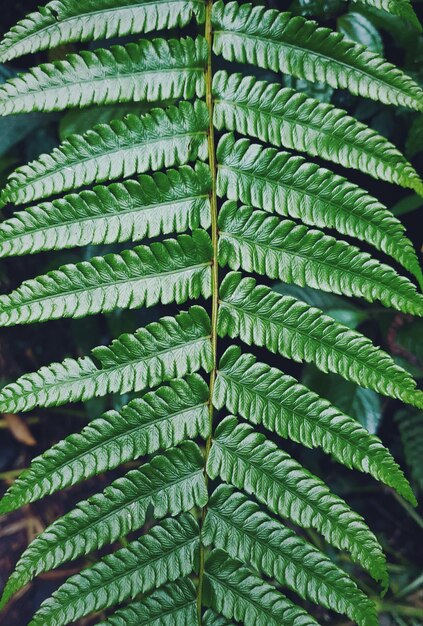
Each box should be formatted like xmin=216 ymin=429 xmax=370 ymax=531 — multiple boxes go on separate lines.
xmin=0 ymin=0 xmax=422 ymax=624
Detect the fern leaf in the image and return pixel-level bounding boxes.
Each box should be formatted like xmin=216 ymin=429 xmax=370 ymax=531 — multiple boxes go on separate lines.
xmin=96 ymin=578 xmax=198 ymax=625
xmin=0 ymin=230 xmax=212 ymax=326
xmin=352 ymin=0 xmax=422 ymax=31
xmin=0 ymin=443 xmax=206 ymax=608
xmin=0 ymin=306 xmax=212 ymax=413
xmin=1 ymin=100 xmax=209 ymax=206
xmin=0 ymin=375 xmax=209 ymax=514
xmin=218 ymin=203 xmax=423 ymax=315
xmin=28 ymin=514 xmax=200 ymax=626
xmin=204 ymin=549 xmax=319 ymax=626
xmin=214 ymin=346 xmax=415 ymax=504
xmin=204 ymin=485 xmax=377 ymax=626
xmin=212 ymin=70 xmax=423 ymax=192
xmin=212 ymin=1 xmax=423 ymax=110
xmin=217 ymin=134 xmax=422 ymax=286
xmin=0 ymin=0 xmax=206 ymax=62
xmin=0 ymin=37 xmax=207 ymax=116
xmin=0 ymin=163 xmax=211 ymax=257
xmin=207 ymin=417 xmax=388 ymax=584
xmin=218 ymin=273 xmax=423 ymax=409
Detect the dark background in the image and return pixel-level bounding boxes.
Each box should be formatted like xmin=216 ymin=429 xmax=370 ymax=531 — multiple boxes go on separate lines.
xmin=0 ymin=1 xmax=422 ymax=624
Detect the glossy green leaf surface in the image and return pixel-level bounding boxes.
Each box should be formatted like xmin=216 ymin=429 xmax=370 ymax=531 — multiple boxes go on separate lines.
xmin=213 ymin=70 xmax=422 ymax=191
xmin=1 ymin=445 xmax=205 ymax=609
xmin=212 ymin=1 xmax=423 ymax=109
xmin=0 ymin=306 xmax=212 ymax=413
xmin=0 ymin=230 xmax=212 ymax=325
xmin=97 ymin=579 xmax=198 ymax=626
xmin=217 ymin=134 xmax=423 ymax=285
xmin=0 ymin=37 xmax=207 ymax=115
xmin=29 ymin=514 xmax=200 ymax=626
xmin=218 ymin=273 xmax=423 ymax=408
xmin=207 ymin=416 xmax=387 ymax=584
xmin=0 ymin=375 xmax=210 ymax=513
xmin=204 ymin=485 xmax=378 ymax=626
xmin=218 ymin=202 xmax=423 ymax=314
xmin=1 ymin=100 xmax=209 ymax=206
xmin=214 ymin=346 xmax=415 ymax=503
xmin=0 ymin=0 xmax=206 ymax=62
xmin=0 ymin=163 xmax=212 ymax=257
xmin=204 ymin=549 xmax=319 ymax=626
xmin=0 ymin=1 xmax=421 ymax=623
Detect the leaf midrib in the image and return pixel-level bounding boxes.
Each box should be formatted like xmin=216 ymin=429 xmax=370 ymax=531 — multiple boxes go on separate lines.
xmin=213 ymin=29 xmax=415 ymax=101
xmin=206 ymin=507 xmax=366 ymax=613
xmin=0 ymin=0 xmax=205 ymax=55
xmin=26 ymin=468 xmax=204 ymax=570
xmin=14 ymin=402 xmax=208 ymax=505
xmin=8 ymin=130 xmax=208 ymax=201
xmin=0 ymin=261 xmax=212 ymax=317
xmin=2 ymin=67 xmax=205 ymax=102
xmin=219 ymin=298 xmax=412 ymax=390
xmin=0 ymin=193 xmax=210 ymax=248
xmin=2 ymin=335 xmax=211 ymax=407
xmin=213 ymin=437 xmax=367 ymax=546
xmin=220 ymin=228 xmax=414 ymax=303
xmin=218 ymin=164 xmax=398 ymax=239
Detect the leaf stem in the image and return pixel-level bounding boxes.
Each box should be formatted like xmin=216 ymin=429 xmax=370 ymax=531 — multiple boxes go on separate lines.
xmin=198 ymin=0 xmax=218 ymax=621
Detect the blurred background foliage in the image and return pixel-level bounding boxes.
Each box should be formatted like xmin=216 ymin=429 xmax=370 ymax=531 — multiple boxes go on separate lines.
xmin=0 ymin=1 xmax=422 ymax=624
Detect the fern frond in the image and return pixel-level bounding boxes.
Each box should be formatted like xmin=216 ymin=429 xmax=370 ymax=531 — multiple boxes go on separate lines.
xmin=28 ymin=514 xmax=200 ymax=626
xmin=0 ymin=230 xmax=212 ymax=326
xmin=0 ymin=1 xmax=421 ymax=622
xmin=212 ymin=1 xmax=423 ymax=110
xmin=0 ymin=37 xmax=207 ymax=115
xmin=0 ymin=306 xmax=212 ymax=413
xmin=214 ymin=346 xmax=415 ymax=503
xmin=0 ymin=375 xmax=209 ymax=514
xmin=0 ymin=444 xmax=205 ymax=609
xmin=218 ymin=273 xmax=423 ymax=409
xmin=207 ymin=417 xmax=387 ymax=584
xmin=204 ymin=549 xmax=319 ymax=626
xmin=217 ymin=134 xmax=422 ymax=286
xmin=352 ymin=0 xmax=422 ymax=31
xmin=218 ymin=203 xmax=423 ymax=315
xmin=204 ymin=485 xmax=377 ymax=626
xmin=1 ymin=100 xmax=209 ymax=206
xmin=212 ymin=70 xmax=423 ymax=192
xmin=0 ymin=163 xmax=211 ymax=258
xmin=0 ymin=0 xmax=206 ymax=62
xmin=96 ymin=578 xmax=198 ymax=625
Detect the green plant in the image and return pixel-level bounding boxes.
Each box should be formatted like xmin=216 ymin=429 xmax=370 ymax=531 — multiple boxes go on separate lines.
xmin=0 ymin=0 xmax=422 ymax=624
